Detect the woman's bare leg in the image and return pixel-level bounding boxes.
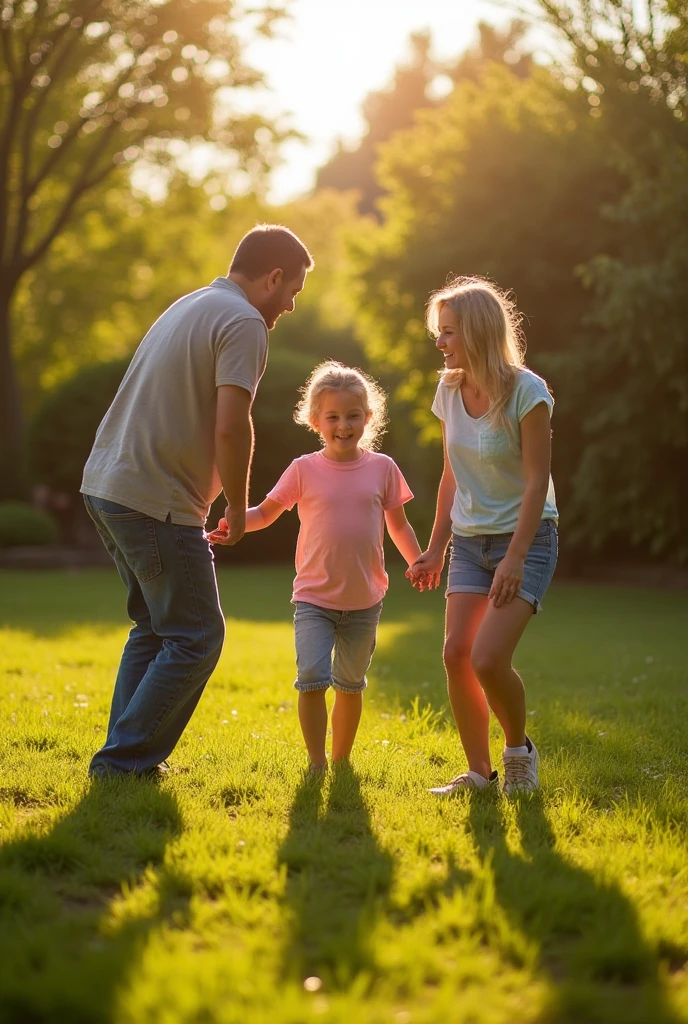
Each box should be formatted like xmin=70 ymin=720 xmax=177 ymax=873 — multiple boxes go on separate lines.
xmin=470 ymin=597 xmax=535 ymax=749
xmin=444 ymin=593 xmax=492 ymax=778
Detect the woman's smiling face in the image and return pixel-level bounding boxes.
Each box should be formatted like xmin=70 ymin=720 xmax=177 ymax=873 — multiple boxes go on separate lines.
xmin=435 ymin=304 xmax=467 ymax=371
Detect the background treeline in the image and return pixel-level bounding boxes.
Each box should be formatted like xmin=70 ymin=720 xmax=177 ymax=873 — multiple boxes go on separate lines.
xmin=2 ymin=1 xmax=686 ymax=565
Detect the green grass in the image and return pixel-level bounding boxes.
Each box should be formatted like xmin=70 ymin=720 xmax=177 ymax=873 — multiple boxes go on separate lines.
xmin=0 ymin=567 xmax=686 ymax=1024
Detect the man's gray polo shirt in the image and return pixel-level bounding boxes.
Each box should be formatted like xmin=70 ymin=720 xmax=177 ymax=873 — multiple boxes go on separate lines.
xmin=81 ymin=277 xmax=268 ymax=525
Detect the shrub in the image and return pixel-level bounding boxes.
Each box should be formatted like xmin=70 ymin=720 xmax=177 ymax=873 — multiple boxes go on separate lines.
xmin=29 ymin=358 xmax=131 ymax=495
xmin=0 ymin=503 xmax=60 ymax=547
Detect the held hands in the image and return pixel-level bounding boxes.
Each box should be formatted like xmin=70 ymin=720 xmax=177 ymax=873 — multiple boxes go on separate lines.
xmin=405 ymin=548 xmax=445 ymax=592
xmin=488 ymin=553 xmax=525 ymax=607
xmin=206 ymin=506 xmax=246 ymax=546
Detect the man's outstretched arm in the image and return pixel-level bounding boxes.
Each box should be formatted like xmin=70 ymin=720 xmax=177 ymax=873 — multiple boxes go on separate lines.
xmin=213 ymin=384 xmax=253 ymax=546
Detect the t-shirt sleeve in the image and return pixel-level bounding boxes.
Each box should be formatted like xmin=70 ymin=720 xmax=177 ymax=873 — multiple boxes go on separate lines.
xmin=383 ymin=460 xmax=414 ymax=511
xmin=215 ymin=317 xmax=269 ymax=396
xmin=266 ymin=460 xmax=301 ymax=511
xmin=431 ymin=382 xmax=445 ymax=420
xmin=517 ymin=374 xmax=554 ymax=422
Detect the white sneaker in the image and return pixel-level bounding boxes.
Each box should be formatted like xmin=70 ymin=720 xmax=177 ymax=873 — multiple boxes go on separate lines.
xmin=502 ymin=737 xmax=539 ymax=794
xmin=429 ymin=769 xmax=499 ymax=795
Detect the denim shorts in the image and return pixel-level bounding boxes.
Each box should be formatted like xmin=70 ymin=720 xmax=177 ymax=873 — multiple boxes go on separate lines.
xmin=447 ymin=519 xmax=558 ymax=613
xmin=293 ymin=601 xmax=383 ymax=694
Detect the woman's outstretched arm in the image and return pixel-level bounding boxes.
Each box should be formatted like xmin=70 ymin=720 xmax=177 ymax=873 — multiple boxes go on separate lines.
xmin=406 ymin=423 xmax=455 ymax=590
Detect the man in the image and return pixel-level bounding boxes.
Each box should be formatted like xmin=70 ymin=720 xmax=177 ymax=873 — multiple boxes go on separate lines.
xmin=81 ymin=224 xmax=313 ymax=778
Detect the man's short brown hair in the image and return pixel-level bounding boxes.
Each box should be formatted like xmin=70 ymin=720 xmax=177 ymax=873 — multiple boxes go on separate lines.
xmin=229 ymin=224 xmax=314 ymax=281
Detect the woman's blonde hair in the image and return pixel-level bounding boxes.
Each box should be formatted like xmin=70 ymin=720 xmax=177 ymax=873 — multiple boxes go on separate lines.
xmin=294 ymin=360 xmax=388 ymax=450
xmin=426 ymin=276 xmax=527 ymax=433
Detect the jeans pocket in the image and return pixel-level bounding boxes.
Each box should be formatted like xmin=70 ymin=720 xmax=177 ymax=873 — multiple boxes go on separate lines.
xmin=531 ymin=520 xmax=555 ymax=546
xmin=99 ymin=508 xmax=162 ymax=582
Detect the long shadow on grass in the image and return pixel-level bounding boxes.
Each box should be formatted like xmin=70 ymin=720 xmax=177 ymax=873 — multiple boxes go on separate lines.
xmin=468 ymin=794 xmax=680 ymax=1024
xmin=0 ymin=780 xmax=187 ymax=1023
xmin=278 ymin=764 xmax=394 ymax=987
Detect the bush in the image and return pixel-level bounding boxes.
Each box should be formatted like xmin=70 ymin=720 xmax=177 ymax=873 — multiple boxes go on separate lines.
xmin=29 ymin=358 xmax=131 ymax=494
xmin=0 ymin=503 xmax=60 ymax=547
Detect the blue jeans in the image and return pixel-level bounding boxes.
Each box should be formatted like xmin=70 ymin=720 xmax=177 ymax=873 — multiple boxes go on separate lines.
xmin=83 ymin=495 xmax=225 ymax=776
xmin=293 ymin=601 xmax=383 ymax=694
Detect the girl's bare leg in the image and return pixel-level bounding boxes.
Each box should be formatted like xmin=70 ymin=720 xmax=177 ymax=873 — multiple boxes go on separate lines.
xmin=331 ymin=690 xmax=363 ymax=763
xmin=444 ymin=593 xmax=492 ymax=778
xmin=298 ymin=690 xmax=328 ymax=767
xmin=470 ymin=597 xmax=534 ymax=749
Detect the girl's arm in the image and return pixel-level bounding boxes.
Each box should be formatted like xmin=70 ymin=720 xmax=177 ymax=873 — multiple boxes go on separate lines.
xmin=245 ymin=498 xmax=286 ymax=532
xmin=406 ymin=422 xmax=455 ymax=588
xmin=207 ymin=497 xmax=285 ymax=543
xmin=384 ymin=506 xmax=423 ymax=567
xmin=489 ymin=402 xmax=552 ymax=608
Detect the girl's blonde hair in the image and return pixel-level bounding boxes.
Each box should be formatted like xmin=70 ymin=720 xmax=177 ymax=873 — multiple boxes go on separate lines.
xmin=294 ymin=360 xmax=388 ymax=450
xmin=426 ymin=276 xmax=527 ymax=433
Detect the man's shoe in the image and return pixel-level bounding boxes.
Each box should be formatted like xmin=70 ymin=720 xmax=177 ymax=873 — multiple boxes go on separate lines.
xmin=90 ymin=762 xmax=171 ymax=781
xmin=429 ymin=769 xmax=499 ymax=795
xmin=502 ymin=736 xmax=539 ymax=794
xmin=141 ymin=762 xmax=171 ymax=779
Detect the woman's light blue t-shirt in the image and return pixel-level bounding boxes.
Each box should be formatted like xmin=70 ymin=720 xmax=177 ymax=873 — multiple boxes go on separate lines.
xmin=431 ymin=367 xmax=559 ymax=537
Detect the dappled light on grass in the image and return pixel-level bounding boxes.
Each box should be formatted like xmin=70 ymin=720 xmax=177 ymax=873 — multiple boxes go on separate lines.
xmin=0 ymin=567 xmax=686 ymax=1022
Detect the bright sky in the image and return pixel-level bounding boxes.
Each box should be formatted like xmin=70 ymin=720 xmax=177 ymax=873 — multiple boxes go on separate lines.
xmin=243 ymin=0 xmax=514 ymax=203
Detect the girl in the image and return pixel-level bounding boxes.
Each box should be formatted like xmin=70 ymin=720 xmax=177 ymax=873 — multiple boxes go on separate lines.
xmin=215 ymin=361 xmax=424 ymax=770
xmin=408 ymin=277 xmax=558 ymax=795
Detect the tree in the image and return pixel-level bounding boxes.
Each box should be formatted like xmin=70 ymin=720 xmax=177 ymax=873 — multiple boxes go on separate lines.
xmin=21 ymin=181 xmax=368 ymax=549
xmin=13 ymin=181 xmax=364 ymax=415
xmin=559 ymin=150 xmax=688 ymax=560
xmin=523 ymin=0 xmax=688 ymax=558
xmin=347 ymin=65 xmax=622 ymax=517
xmin=449 ymin=19 xmax=533 ymax=84
xmin=0 ymin=0 xmax=287 ymax=495
xmin=316 ymin=31 xmax=439 ymax=216
xmin=315 ymin=22 xmax=533 ymax=218
xmin=12 ymin=175 xmax=262 ymax=412
xmin=347 ymin=0 xmax=688 ymax=562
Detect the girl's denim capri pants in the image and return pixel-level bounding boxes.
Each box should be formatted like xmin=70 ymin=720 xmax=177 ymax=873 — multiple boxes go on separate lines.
xmin=293 ymin=600 xmax=383 ymax=693
xmin=447 ymin=519 xmax=558 ymax=613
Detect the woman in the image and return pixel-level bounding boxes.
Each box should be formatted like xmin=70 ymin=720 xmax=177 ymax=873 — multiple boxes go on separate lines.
xmin=408 ymin=276 xmax=558 ymax=794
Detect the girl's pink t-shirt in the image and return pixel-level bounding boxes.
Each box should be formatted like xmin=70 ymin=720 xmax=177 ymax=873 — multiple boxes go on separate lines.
xmin=267 ymin=450 xmax=413 ymax=611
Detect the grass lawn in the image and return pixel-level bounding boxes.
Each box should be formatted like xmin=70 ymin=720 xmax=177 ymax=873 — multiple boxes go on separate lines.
xmin=0 ymin=566 xmax=686 ymax=1024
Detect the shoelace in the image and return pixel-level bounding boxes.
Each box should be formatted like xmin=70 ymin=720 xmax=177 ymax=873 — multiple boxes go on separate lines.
xmin=444 ymin=773 xmax=477 ymax=788
xmin=503 ymin=755 xmax=535 ymax=784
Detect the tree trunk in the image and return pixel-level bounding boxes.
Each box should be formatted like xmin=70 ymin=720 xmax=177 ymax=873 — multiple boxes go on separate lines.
xmin=0 ymin=286 xmax=28 ymax=499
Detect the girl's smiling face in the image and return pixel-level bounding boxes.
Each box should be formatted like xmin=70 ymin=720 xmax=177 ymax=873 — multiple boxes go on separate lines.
xmin=436 ymin=304 xmax=468 ymax=370
xmin=312 ymin=388 xmax=370 ymax=461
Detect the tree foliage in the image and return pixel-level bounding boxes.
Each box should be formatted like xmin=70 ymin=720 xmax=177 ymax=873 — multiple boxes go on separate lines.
xmin=23 ymin=183 xmax=367 ymax=548
xmin=13 ymin=182 xmax=364 ymax=411
xmin=13 ymin=177 xmax=262 ymax=409
xmin=346 ymin=4 xmax=688 ymax=561
xmin=348 ymin=67 xmax=620 ymax=515
xmin=316 ymin=23 xmax=534 ymax=218
xmin=0 ymin=0 xmax=287 ymax=493
xmin=525 ymin=0 xmax=688 ymax=558
xmin=29 ymin=355 xmax=131 ymax=493
xmin=0 ymin=501 xmax=60 ymax=545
